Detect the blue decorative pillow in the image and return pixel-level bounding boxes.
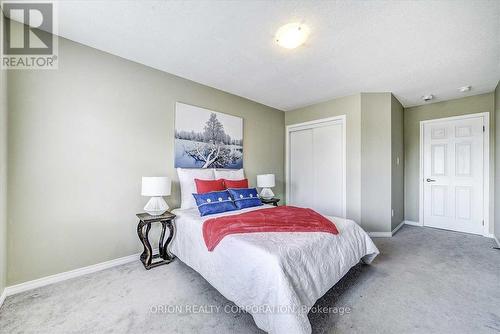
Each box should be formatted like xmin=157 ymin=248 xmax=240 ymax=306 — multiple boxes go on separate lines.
xmin=192 ymin=190 xmax=238 ymax=216
xmin=228 ymin=188 xmax=263 ymax=210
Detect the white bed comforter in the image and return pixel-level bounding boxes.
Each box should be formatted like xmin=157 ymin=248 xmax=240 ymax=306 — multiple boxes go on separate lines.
xmin=170 ymin=205 xmax=379 ymax=334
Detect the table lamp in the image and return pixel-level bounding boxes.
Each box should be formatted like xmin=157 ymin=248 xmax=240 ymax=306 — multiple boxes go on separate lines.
xmin=257 ymin=174 xmax=275 ymax=200
xmin=141 ymin=177 xmax=171 ymax=216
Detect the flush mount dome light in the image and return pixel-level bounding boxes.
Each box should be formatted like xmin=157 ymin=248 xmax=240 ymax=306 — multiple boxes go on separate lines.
xmin=275 ymin=23 xmax=310 ymax=49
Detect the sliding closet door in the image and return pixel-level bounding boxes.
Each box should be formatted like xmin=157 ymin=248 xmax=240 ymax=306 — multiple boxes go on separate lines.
xmin=312 ymin=123 xmax=343 ymax=216
xmin=289 ymin=128 xmax=314 ymax=208
xmin=288 ymin=118 xmax=345 ymax=218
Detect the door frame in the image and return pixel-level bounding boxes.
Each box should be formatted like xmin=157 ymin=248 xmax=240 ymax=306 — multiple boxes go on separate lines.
xmin=418 ymin=112 xmax=490 ymax=236
xmin=285 ymin=115 xmax=347 ymax=218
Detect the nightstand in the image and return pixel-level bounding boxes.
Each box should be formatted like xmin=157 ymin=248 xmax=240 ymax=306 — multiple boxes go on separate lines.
xmin=261 ymin=198 xmax=280 ymax=207
xmin=136 ymin=211 xmax=176 ymax=270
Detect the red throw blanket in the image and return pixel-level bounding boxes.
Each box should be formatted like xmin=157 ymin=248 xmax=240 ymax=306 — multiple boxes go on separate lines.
xmin=203 ymin=206 xmax=339 ymax=251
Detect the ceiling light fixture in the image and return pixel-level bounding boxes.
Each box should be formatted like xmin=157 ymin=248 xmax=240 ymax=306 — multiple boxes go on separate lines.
xmin=275 ymin=22 xmax=310 ymax=49
xmin=459 ymin=86 xmax=471 ymax=92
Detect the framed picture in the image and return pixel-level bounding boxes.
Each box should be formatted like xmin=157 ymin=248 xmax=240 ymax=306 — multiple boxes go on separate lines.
xmin=174 ymin=102 xmax=243 ymax=169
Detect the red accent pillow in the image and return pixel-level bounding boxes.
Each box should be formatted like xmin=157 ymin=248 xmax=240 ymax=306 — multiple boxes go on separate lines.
xmin=224 ymin=178 xmax=249 ymax=189
xmin=195 ymin=179 xmax=225 ymax=194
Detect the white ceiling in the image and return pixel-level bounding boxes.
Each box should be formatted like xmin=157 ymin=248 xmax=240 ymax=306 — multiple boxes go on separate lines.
xmin=13 ymin=1 xmax=500 ymax=110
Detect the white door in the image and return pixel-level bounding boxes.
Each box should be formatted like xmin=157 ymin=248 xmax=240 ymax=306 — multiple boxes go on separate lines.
xmin=423 ymin=116 xmax=484 ymax=235
xmin=288 ymin=118 xmax=345 ymax=217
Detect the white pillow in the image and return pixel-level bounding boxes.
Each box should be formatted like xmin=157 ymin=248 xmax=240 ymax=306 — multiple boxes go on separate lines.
xmin=214 ymin=169 xmax=245 ymax=180
xmin=177 ymin=168 xmax=215 ymax=209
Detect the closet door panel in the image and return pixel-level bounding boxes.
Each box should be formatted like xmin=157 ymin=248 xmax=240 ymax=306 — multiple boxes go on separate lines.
xmin=312 ymin=123 xmax=343 ymax=217
xmin=289 ymin=129 xmax=313 ymax=208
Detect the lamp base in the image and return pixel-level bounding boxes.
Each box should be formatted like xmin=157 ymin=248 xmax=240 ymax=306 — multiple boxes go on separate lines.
xmin=259 ymin=188 xmax=275 ymax=200
xmin=144 ymin=196 xmax=169 ymax=216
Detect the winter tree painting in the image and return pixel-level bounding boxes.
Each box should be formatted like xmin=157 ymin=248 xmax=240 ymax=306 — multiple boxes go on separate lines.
xmin=174 ymin=103 xmax=243 ymax=169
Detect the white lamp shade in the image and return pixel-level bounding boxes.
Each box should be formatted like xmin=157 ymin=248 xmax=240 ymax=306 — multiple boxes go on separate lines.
xmin=141 ymin=177 xmax=171 ymax=196
xmin=257 ymin=174 xmax=275 ymax=188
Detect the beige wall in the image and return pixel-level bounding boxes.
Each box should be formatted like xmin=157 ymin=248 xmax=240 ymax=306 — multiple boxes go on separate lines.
xmin=0 ymin=67 xmax=7 ymax=294
xmin=360 ymin=93 xmax=393 ymax=233
xmin=403 ymin=93 xmax=495 ymax=235
xmin=391 ymin=95 xmax=405 ymax=230
xmin=495 ymin=82 xmax=500 ymax=240
xmin=285 ymin=94 xmax=362 ymax=223
xmin=7 ymin=36 xmax=285 ymax=285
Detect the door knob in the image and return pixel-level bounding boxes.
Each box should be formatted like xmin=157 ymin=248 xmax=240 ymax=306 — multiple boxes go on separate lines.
xmin=426 ymin=178 xmax=436 ymax=182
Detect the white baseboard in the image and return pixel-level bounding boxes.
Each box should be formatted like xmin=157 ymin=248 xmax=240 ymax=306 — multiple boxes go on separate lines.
xmin=404 ymin=220 xmax=422 ymax=227
xmin=4 ymin=251 xmax=145 ymax=297
xmin=0 ymin=288 xmax=6 ymax=308
xmin=391 ymin=221 xmax=405 ymax=236
xmin=368 ymin=220 xmax=405 ymax=238
xmin=492 ymin=234 xmax=500 ymax=247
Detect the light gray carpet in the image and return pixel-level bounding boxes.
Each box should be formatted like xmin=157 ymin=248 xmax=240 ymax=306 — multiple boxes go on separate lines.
xmin=1 ymin=225 xmax=499 ymax=334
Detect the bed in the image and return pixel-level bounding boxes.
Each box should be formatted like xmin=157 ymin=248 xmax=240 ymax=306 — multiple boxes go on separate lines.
xmin=170 ymin=204 xmax=379 ymax=334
